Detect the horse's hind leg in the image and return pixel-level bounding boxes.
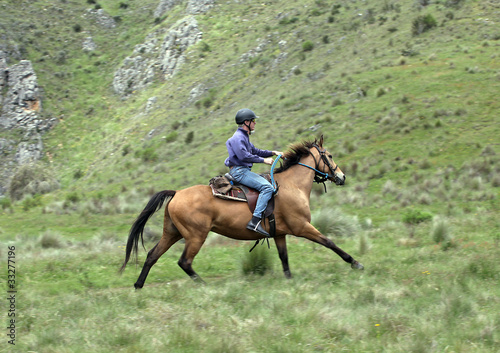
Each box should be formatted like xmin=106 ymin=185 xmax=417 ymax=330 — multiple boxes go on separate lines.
xmin=177 ymin=235 xmax=208 ymax=284
xmin=134 ymin=222 xmax=182 ymax=289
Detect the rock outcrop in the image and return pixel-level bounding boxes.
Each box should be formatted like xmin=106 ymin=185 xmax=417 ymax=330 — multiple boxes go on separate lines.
xmin=1 ymin=60 xmax=43 ymax=130
xmin=154 ymin=0 xmax=215 ymax=18
xmin=0 ymin=59 xmax=55 ymax=196
xmin=113 ymin=16 xmax=202 ymax=97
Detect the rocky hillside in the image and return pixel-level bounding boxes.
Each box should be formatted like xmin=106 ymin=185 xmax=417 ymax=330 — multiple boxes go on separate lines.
xmin=0 ymin=0 xmax=498 ymax=208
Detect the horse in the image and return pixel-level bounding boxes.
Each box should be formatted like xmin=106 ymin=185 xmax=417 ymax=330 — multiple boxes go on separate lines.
xmin=120 ymin=135 xmax=364 ymax=288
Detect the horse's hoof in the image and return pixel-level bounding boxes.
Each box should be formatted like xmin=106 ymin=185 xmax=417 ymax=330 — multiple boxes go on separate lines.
xmin=351 ymin=261 xmax=364 ymax=270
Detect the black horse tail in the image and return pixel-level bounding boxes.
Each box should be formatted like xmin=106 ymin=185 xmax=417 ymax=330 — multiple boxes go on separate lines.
xmin=120 ymin=190 xmax=176 ymax=273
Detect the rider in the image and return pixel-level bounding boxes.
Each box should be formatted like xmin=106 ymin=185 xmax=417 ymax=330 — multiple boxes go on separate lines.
xmin=225 ymin=108 xmax=283 ymax=237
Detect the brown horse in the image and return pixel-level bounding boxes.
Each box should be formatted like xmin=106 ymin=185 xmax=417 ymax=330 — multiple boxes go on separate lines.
xmin=120 ymin=135 xmax=364 ymax=288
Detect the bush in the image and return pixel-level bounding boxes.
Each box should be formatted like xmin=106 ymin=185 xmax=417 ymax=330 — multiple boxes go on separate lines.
xmin=403 ymin=209 xmax=432 ymax=237
xmin=302 ymin=41 xmax=314 ymax=52
xmin=8 ymin=163 xmax=60 ymax=201
xmin=165 ymin=131 xmax=178 ymax=143
xmin=73 ymin=169 xmax=84 ymax=179
xmin=278 ymin=16 xmax=298 ymax=25
xmin=403 ymin=209 xmax=432 ymax=226
xmin=241 ymin=245 xmax=272 ymax=276
xmin=0 ymin=197 xmax=12 ymax=210
xmin=201 ymin=97 xmax=213 ymax=108
xmin=376 ymin=87 xmax=386 ymax=97
xmin=412 ymin=14 xmax=437 ymax=36
xmin=66 ymin=192 xmax=80 ymax=204
xmin=22 ymin=194 xmax=43 ymax=212
xmin=444 ymin=0 xmax=465 ymax=9
xmin=122 ymin=144 xmax=131 ymax=156
xmin=185 ymin=131 xmax=195 ymax=144
xmin=136 ymin=147 xmax=158 ymax=162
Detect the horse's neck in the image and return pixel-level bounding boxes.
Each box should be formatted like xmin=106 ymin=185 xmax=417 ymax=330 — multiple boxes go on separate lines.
xmin=277 ymin=155 xmax=317 ymax=196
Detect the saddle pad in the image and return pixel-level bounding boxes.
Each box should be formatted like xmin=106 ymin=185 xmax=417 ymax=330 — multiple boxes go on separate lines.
xmin=209 ymin=175 xmax=275 ymax=217
xmin=210 ymin=184 xmax=246 ymax=202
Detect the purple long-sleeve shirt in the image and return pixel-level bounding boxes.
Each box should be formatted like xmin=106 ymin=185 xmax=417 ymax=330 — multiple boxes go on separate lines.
xmin=224 ymin=128 xmax=273 ymax=168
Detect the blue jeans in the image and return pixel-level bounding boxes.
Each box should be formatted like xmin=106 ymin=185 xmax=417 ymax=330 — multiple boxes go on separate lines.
xmin=229 ymin=166 xmax=274 ymax=218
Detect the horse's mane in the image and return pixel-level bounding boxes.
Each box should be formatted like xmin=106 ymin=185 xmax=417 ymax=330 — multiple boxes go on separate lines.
xmin=274 ymin=138 xmax=320 ymax=174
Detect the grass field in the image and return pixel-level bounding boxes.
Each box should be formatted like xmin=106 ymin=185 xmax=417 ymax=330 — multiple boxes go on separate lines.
xmin=1 ymin=195 xmax=499 ymax=352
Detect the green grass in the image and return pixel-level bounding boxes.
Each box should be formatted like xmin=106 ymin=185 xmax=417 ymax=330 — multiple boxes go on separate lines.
xmin=3 ymin=218 xmax=499 ymax=352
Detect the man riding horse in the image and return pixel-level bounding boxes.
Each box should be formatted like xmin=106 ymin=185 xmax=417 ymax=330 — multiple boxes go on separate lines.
xmin=224 ymin=108 xmax=283 ymax=237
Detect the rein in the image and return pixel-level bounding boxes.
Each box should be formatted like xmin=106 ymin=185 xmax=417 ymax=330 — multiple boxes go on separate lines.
xmin=269 ymin=154 xmax=281 ymax=192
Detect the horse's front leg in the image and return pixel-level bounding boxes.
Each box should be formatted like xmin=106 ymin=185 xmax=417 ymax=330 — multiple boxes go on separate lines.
xmin=297 ymin=223 xmax=364 ymax=270
xmin=274 ymin=235 xmax=292 ymax=279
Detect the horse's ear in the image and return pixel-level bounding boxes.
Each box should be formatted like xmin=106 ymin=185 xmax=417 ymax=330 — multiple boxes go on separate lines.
xmin=318 ymin=134 xmax=324 ymax=147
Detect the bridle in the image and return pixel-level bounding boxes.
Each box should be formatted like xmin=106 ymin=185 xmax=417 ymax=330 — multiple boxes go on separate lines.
xmin=298 ymin=144 xmax=341 ymax=191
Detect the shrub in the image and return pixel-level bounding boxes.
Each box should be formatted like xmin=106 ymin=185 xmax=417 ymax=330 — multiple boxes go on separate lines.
xmin=201 ymin=96 xmax=213 ymax=108
xmin=73 ymin=169 xmax=84 ymax=179
xmin=138 ymin=147 xmax=158 ymax=162
xmin=278 ymin=16 xmax=298 ymax=25
xmin=302 ymin=41 xmax=314 ymax=52
xmin=200 ymin=41 xmax=211 ymax=53
xmin=376 ymin=87 xmax=386 ymax=97
xmin=444 ymin=0 xmax=465 ymax=9
xmin=165 ymin=131 xmax=178 ymax=143
xmin=480 ymin=145 xmax=496 ymax=156
xmin=0 ymin=197 xmax=12 ymax=210
xmin=122 ymin=144 xmax=131 ymax=156
xmin=412 ymin=14 xmax=437 ymax=36
xmin=22 ymin=194 xmax=43 ymax=212
xmin=403 ymin=209 xmax=432 ymax=225
xmin=66 ymin=191 xmax=80 ymax=204
xmin=403 ymin=209 xmax=432 ymax=237
xmin=491 ymin=175 xmax=500 ymax=188
xmin=185 ymin=131 xmax=195 ymax=144
xmin=241 ymin=245 xmax=272 ymax=276
xmin=8 ymin=163 xmax=60 ymax=201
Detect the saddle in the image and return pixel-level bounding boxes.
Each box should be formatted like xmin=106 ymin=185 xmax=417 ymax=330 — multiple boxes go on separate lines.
xmin=208 ymin=174 xmax=276 ymax=219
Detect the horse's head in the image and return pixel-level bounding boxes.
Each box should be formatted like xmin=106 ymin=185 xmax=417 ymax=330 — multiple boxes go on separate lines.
xmin=312 ymin=135 xmax=346 ymax=186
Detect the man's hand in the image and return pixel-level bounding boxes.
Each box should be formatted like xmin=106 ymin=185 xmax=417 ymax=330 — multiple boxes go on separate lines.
xmin=272 ymin=151 xmax=283 ymax=156
xmin=263 ymin=158 xmax=274 ymax=165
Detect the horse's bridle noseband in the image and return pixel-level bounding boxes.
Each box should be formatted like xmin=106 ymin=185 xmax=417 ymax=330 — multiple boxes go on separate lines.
xmin=298 ymin=144 xmax=342 ymax=189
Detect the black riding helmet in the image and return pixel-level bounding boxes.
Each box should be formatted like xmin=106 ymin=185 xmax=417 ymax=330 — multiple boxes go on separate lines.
xmin=235 ymin=108 xmax=259 ymax=124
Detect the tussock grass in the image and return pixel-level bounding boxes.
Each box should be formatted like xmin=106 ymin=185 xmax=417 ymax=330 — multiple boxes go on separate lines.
xmin=241 ymin=244 xmax=273 ymax=276
xmin=311 ymin=207 xmax=360 ymax=238
xmin=7 ymin=225 xmax=498 ymax=352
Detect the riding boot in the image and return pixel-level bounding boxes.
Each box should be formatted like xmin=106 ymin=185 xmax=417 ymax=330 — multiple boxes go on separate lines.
xmin=246 ymin=216 xmax=270 ymax=237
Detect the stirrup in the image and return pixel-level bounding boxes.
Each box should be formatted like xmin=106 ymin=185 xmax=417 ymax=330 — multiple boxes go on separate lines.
xmin=246 ymin=218 xmax=270 ymax=237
